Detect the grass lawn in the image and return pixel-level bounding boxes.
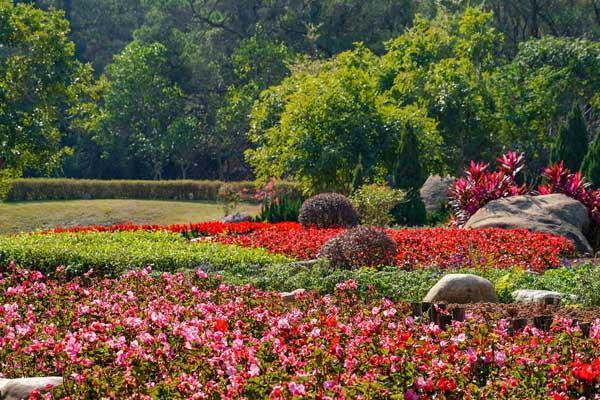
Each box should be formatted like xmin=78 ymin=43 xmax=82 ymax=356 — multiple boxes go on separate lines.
xmin=0 ymin=199 xmax=260 ymax=234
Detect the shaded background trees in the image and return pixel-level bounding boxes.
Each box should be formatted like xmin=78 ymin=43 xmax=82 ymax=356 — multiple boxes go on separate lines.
xmin=3 ymin=0 xmax=600 ymax=188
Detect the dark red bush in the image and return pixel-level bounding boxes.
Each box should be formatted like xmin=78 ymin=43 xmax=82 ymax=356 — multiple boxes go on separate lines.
xmin=298 ymin=193 xmax=358 ymax=228
xmin=318 ymin=226 xmax=397 ymax=269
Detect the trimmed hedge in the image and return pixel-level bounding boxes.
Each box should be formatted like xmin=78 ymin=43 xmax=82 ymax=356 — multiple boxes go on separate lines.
xmin=5 ymin=178 xmax=302 ymax=203
xmin=0 ymin=231 xmax=291 ymax=277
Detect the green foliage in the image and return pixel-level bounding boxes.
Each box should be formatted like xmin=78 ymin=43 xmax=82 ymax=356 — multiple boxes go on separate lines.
xmin=81 ymin=41 xmax=194 ymax=180
xmin=248 ymin=45 xmax=443 ymax=194
xmin=351 ymin=184 xmax=405 ymax=227
xmin=493 ymin=37 xmax=600 ymax=172
xmin=391 ymin=191 xmax=428 ymax=227
xmin=394 ymin=124 xmax=426 ymax=189
xmin=551 ymin=104 xmax=589 ymax=171
xmin=219 ymin=260 xmax=600 ymax=306
xmin=381 ymin=9 xmax=499 ymax=174
xmin=0 ymin=2 xmax=80 ymax=175
xmin=0 ymin=231 xmax=290 ymax=277
xmin=582 ymin=130 xmax=600 ymax=187
xmin=257 ymin=196 xmax=302 ymax=223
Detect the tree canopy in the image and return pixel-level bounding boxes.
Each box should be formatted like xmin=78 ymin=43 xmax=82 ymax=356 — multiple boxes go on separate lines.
xmin=2 ymin=1 xmax=600 ymax=185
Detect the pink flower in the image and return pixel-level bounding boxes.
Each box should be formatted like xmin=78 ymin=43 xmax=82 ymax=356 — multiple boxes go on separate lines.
xmin=288 ymin=382 xmax=306 ymax=396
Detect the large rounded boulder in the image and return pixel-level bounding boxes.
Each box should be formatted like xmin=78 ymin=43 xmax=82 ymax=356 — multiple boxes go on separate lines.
xmin=420 ymin=175 xmax=453 ymax=212
xmin=423 ymin=274 xmax=498 ymax=304
xmin=465 ymin=194 xmax=592 ymax=255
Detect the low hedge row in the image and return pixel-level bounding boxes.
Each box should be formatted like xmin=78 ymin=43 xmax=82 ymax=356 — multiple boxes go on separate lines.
xmin=0 ymin=231 xmax=291 ymax=277
xmin=5 ymin=178 xmax=302 ymax=202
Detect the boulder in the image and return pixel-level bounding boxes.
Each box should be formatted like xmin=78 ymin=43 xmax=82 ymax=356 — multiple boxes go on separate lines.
xmin=423 ymin=274 xmax=498 ymax=304
xmin=221 ymin=212 xmax=253 ymax=223
xmin=512 ymin=289 xmax=562 ymax=305
xmin=465 ymin=194 xmax=592 ymax=255
xmin=0 ymin=377 xmax=63 ymax=400
xmin=420 ymin=175 xmax=453 ymax=212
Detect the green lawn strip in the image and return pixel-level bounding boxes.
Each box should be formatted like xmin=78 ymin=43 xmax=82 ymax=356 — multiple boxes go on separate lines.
xmin=0 ymin=199 xmax=260 ymax=234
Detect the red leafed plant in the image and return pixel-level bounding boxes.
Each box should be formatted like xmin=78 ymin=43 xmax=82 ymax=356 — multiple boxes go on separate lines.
xmin=449 ymin=152 xmax=528 ymax=226
xmin=450 ymin=152 xmax=600 ymax=226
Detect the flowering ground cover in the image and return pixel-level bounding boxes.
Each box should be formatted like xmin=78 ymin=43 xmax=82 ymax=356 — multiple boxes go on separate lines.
xmin=45 ymin=222 xmax=575 ymax=272
xmin=0 ymin=266 xmax=598 ymax=399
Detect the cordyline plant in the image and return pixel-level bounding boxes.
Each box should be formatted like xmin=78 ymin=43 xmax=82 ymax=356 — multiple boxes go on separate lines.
xmin=449 ymin=151 xmax=600 ymax=226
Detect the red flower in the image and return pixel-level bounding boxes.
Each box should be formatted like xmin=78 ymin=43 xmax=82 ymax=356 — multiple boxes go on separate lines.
xmin=572 ymin=359 xmax=600 ymax=382
xmin=437 ymin=377 xmax=457 ymax=392
xmin=214 ymin=319 xmax=228 ymax=333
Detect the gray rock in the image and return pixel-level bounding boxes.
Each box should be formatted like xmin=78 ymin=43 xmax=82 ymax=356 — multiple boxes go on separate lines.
xmin=512 ymin=289 xmax=562 ymax=305
xmin=420 ymin=175 xmax=454 ymax=212
xmin=221 ymin=212 xmax=253 ymax=223
xmin=465 ymin=194 xmax=592 ymax=255
xmin=280 ymin=288 xmax=306 ymax=302
xmin=423 ymin=274 xmax=498 ymax=304
xmin=0 ymin=377 xmax=63 ymax=400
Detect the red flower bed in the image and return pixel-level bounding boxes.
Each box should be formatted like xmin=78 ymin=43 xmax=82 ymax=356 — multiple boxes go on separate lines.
xmin=48 ymin=221 xmax=575 ymax=271
xmin=0 ymin=267 xmax=598 ymax=399
xmin=214 ymin=223 xmax=575 ymax=271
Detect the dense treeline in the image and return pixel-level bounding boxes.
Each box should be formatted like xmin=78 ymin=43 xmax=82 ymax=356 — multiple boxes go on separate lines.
xmin=2 ymin=0 xmax=600 ymax=187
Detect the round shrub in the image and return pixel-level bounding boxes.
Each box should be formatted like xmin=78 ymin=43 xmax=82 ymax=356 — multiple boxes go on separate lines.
xmin=298 ymin=193 xmax=358 ymax=228
xmin=318 ymin=226 xmax=397 ymax=269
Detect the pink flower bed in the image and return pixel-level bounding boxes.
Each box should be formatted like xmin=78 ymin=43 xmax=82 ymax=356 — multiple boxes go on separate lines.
xmin=1 ymin=266 xmax=598 ymax=399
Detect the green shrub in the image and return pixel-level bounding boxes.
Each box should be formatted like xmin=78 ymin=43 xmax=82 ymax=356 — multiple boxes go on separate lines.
xmin=391 ymin=190 xmax=427 ymax=226
xmin=318 ymin=226 xmax=397 ymax=269
xmin=5 ymin=178 xmax=302 ymax=203
xmin=257 ymin=195 xmax=302 ymax=223
xmin=298 ymin=193 xmax=358 ymax=228
xmin=219 ymin=260 xmax=600 ymax=306
xmin=0 ymin=231 xmax=291 ymax=277
xmin=351 ymin=184 xmax=405 ymax=226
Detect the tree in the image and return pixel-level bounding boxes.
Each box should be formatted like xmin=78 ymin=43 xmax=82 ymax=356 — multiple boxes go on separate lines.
xmin=39 ymin=0 xmax=145 ymax=73
xmin=0 ymin=2 xmax=81 ymax=177
xmin=582 ymin=130 xmax=600 ymax=187
xmin=493 ymin=37 xmax=600 ymax=173
xmin=85 ymin=42 xmax=189 ymax=179
xmin=551 ymin=104 xmax=589 ymax=171
xmin=392 ymin=125 xmax=427 ymax=226
xmin=380 ymin=8 xmax=500 ymax=175
xmin=248 ymin=44 xmax=442 ymax=194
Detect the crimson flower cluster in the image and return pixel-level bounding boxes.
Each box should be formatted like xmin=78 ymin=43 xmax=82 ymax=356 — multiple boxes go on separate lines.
xmin=0 ymin=266 xmax=598 ymax=399
xmin=214 ymin=223 xmax=574 ymax=272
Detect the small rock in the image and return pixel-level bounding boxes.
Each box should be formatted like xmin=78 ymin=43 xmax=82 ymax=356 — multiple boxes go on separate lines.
xmin=221 ymin=212 xmax=253 ymax=223
xmin=423 ymin=274 xmax=498 ymax=304
xmin=512 ymin=289 xmax=562 ymax=305
xmin=0 ymin=377 xmax=63 ymax=400
xmin=190 ymin=236 xmax=212 ymax=243
xmin=280 ymin=288 xmax=306 ymax=302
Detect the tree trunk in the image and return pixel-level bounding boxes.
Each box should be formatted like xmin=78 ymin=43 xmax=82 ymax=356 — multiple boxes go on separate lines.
xmin=530 ymin=0 xmax=540 ymax=38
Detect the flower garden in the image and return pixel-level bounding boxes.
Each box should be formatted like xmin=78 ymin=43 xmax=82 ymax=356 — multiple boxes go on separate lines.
xmin=1 ymin=213 xmax=600 ymax=398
